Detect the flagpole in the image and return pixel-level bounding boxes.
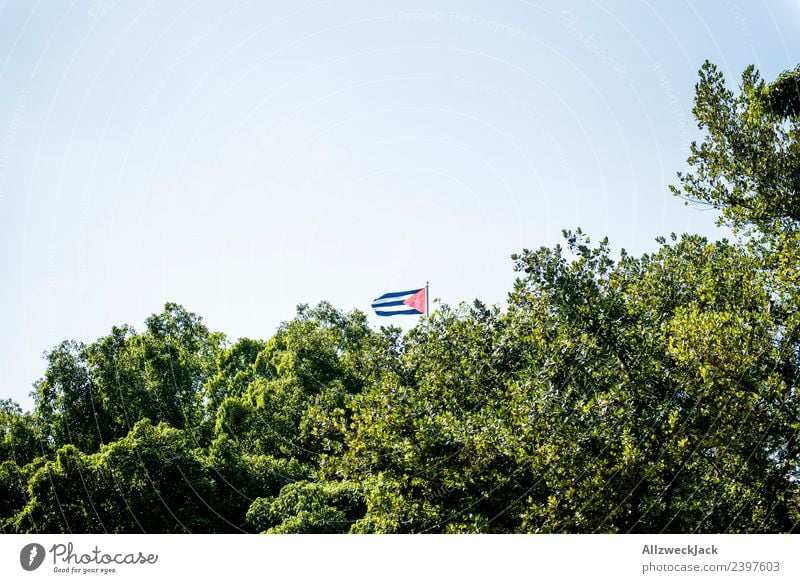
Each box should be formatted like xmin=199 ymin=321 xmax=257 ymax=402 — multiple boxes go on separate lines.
xmin=426 ymin=281 xmax=429 ymax=318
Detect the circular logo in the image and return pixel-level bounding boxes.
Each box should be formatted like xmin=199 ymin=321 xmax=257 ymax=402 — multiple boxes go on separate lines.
xmin=19 ymin=543 xmax=46 ymax=571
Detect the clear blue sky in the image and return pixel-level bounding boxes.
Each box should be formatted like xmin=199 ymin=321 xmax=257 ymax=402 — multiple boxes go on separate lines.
xmin=1 ymin=0 xmax=798 ymax=409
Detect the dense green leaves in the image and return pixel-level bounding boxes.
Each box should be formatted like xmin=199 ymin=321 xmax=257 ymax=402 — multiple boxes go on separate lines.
xmin=1 ymin=62 xmax=799 ymax=533
xmin=672 ymin=61 xmax=800 ymax=235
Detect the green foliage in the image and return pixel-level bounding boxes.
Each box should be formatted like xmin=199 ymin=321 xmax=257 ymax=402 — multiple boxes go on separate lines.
xmin=1 ymin=61 xmax=799 ymax=533
xmin=671 ymin=61 xmax=800 ymax=235
xmin=0 ymin=399 xmax=42 ymax=467
xmin=506 ymin=232 xmax=798 ymax=532
xmin=33 ymin=304 xmax=224 ymax=454
xmin=0 ymin=460 xmax=29 ymax=532
xmin=763 ymin=65 xmax=800 ymax=118
xmin=13 ymin=420 xmax=224 ymax=533
xmin=246 ymin=481 xmax=364 ymax=533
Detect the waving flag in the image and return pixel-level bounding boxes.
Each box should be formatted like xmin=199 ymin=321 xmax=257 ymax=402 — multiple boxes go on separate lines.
xmin=372 ymin=286 xmax=427 ymax=316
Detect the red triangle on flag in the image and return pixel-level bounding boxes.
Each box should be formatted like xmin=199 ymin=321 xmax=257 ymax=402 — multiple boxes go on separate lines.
xmin=403 ymin=288 xmax=426 ymax=314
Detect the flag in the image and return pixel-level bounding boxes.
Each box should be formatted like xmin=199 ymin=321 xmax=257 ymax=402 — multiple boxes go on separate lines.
xmin=371 ymin=287 xmax=426 ymax=316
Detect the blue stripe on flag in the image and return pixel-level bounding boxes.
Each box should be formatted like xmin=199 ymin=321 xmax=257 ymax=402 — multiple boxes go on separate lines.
xmin=375 ymin=308 xmax=423 ymax=316
xmin=373 ymin=288 xmax=423 ymax=301
xmin=370 ymin=299 xmax=407 ymax=308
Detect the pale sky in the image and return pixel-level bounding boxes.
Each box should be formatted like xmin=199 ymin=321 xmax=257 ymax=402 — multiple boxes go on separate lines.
xmin=2 ymin=0 xmax=798 ymax=408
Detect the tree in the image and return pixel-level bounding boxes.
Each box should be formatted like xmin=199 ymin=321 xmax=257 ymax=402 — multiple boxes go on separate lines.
xmin=211 ymin=303 xmax=382 ymax=532
xmin=34 ymin=341 xmax=108 ymax=453
xmin=33 ymin=304 xmax=223 ymax=454
xmin=14 ymin=420 xmax=226 ymax=533
xmin=671 ymin=62 xmax=800 ymax=330
xmin=0 ymin=399 xmax=42 ymax=467
xmin=672 ymin=61 xmax=800 ymax=236
xmin=507 ymin=231 xmax=799 ymax=532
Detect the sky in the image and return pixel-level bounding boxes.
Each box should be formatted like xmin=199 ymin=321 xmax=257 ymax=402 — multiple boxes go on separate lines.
xmin=1 ymin=0 xmax=798 ymax=409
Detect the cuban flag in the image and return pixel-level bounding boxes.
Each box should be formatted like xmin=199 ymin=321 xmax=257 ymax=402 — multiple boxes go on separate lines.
xmin=371 ymin=287 xmax=427 ymax=316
